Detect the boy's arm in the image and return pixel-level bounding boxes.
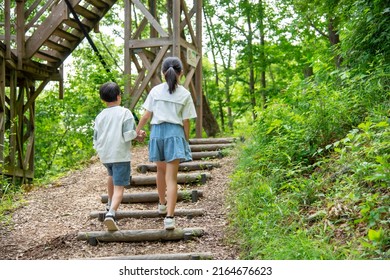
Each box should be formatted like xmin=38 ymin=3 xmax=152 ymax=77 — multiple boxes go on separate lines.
xmin=122 ymin=117 xmax=137 ymax=142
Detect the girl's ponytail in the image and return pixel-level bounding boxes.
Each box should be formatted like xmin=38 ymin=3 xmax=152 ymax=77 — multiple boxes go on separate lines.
xmin=162 ymin=57 xmax=183 ymax=94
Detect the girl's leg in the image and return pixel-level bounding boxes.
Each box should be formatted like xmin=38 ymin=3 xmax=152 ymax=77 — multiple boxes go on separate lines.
xmin=165 ymin=159 xmax=180 ymax=216
xmin=156 ymin=161 xmax=167 ymax=205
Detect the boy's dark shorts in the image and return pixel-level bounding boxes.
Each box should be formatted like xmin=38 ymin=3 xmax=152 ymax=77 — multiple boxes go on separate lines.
xmin=103 ymin=162 xmax=131 ymax=186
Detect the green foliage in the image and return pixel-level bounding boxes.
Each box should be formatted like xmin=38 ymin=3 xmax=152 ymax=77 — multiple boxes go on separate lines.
xmin=0 ymin=179 xmax=25 ymax=224
xmin=34 ymin=36 xmax=123 ymax=181
xmin=228 ymin=58 xmax=389 ymax=259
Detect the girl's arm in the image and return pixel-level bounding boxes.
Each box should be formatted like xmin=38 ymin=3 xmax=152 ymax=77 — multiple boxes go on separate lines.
xmin=136 ymin=110 xmax=152 ymax=134
xmin=183 ymin=119 xmax=190 ymax=141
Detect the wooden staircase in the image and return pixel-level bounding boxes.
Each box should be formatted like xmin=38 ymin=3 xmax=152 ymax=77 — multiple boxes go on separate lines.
xmin=78 ymin=137 xmax=240 ymax=260
xmin=25 ymin=0 xmax=117 ymax=69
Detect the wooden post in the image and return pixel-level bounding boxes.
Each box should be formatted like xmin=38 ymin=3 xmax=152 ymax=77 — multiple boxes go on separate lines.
xmin=0 ymin=55 xmax=4 ymax=176
xmin=124 ymin=0 xmax=131 ymax=99
xmin=195 ymin=0 xmax=203 ymax=137
xmin=16 ymin=0 xmax=25 ymax=70
xmin=172 ymin=0 xmax=181 ymax=57
xmin=5 ymin=0 xmax=11 ymax=59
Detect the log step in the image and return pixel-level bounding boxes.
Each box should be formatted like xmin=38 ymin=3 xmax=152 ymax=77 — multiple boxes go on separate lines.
xmin=128 ymin=172 xmax=211 ymax=188
xmin=88 ymin=252 xmax=213 ymax=260
xmin=78 ymin=227 xmax=205 ymax=244
xmin=90 ymin=208 xmax=204 ymax=221
xmin=101 ymin=190 xmax=203 ymax=203
xmin=191 ymin=151 xmax=224 ymax=160
xmin=190 ymin=143 xmax=234 ymax=152
xmin=137 ymin=161 xmax=220 ymax=173
xmin=189 ymin=137 xmax=240 ymax=144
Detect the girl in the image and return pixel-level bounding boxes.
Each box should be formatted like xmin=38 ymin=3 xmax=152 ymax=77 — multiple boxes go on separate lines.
xmin=136 ymin=56 xmax=197 ymax=230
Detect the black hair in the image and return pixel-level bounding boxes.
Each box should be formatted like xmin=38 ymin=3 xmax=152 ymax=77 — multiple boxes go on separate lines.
xmin=162 ymin=56 xmax=183 ymax=94
xmin=99 ymin=82 xmax=121 ymax=102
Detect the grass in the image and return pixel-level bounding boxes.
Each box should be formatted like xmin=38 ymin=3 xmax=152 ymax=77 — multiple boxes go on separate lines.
xmin=0 ymin=181 xmax=25 ymax=225
xmin=227 ymin=112 xmax=389 ymax=260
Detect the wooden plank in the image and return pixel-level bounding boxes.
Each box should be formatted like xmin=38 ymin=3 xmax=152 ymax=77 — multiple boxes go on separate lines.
xmin=101 ymin=190 xmax=203 ymax=203
xmin=190 ymin=143 xmax=234 ymax=152
xmin=88 ymin=252 xmax=213 ymax=260
xmin=132 ymin=0 xmax=168 ymax=37
xmin=73 ymin=4 xmax=100 ymax=20
xmin=25 ymin=0 xmax=69 ymax=58
xmin=129 ymin=45 xmax=170 ymax=110
xmin=77 ymin=227 xmax=205 ymax=243
xmin=189 ymin=137 xmax=238 ymax=144
xmin=191 ymin=151 xmax=224 ymax=160
xmin=137 ymin=161 xmax=220 ymax=173
xmin=128 ymin=172 xmax=211 ymax=187
xmin=90 ymin=208 xmax=204 ymax=221
xmin=129 ymin=37 xmax=172 ymax=49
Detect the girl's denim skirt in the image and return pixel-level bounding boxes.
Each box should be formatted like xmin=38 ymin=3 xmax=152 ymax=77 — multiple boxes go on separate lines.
xmin=149 ymin=122 xmax=192 ymax=163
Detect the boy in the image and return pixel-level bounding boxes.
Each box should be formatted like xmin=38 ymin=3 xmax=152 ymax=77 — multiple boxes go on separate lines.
xmin=93 ymin=82 xmax=145 ymax=231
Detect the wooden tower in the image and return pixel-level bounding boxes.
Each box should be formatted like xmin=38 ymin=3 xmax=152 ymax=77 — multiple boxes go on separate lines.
xmin=0 ymin=0 xmax=203 ymax=182
xmin=124 ymin=0 xmax=203 ymax=137
xmin=0 ymin=0 xmax=119 ymax=183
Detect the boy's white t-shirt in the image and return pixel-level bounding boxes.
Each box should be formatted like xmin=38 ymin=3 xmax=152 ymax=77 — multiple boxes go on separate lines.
xmin=93 ymin=106 xmax=137 ymax=163
xmin=142 ymin=83 xmax=197 ymax=124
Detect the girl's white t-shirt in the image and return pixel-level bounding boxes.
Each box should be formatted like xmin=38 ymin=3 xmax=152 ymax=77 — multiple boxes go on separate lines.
xmin=142 ymin=83 xmax=197 ymax=125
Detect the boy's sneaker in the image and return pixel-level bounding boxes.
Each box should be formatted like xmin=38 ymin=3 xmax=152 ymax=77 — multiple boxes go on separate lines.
xmin=158 ymin=203 xmax=167 ymax=214
xmin=164 ymin=217 xmax=175 ymax=230
xmin=104 ymin=214 xmax=119 ymax=231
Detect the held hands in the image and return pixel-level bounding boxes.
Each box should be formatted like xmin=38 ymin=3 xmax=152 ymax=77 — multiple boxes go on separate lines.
xmin=135 ymin=130 xmax=146 ymax=142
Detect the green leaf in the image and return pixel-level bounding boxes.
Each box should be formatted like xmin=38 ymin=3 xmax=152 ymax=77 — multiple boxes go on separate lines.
xmin=368 ymin=228 xmax=384 ymax=242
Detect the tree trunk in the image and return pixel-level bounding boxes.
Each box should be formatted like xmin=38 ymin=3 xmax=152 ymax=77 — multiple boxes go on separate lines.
xmin=202 ymin=94 xmax=220 ymax=137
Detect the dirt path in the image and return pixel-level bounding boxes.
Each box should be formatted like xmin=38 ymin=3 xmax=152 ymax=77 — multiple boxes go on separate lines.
xmin=0 ymin=144 xmax=240 ymax=260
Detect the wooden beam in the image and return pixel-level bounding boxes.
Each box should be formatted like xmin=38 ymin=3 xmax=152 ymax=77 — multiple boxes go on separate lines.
xmin=129 ymin=37 xmax=172 ymax=49
xmin=191 ymin=151 xmax=224 ymax=160
xmin=189 ymin=137 xmax=239 ymax=144
xmin=77 ymin=227 xmax=205 ymax=243
xmin=129 ymin=45 xmax=169 ymax=109
xmin=128 ymin=172 xmax=211 ymax=187
xmin=195 ymin=0 xmax=203 ymax=138
xmin=189 ymin=143 xmax=234 ymax=152
xmin=89 ymin=252 xmax=213 ymax=260
xmin=101 ymin=189 xmax=203 ymax=203
xmin=137 ymin=161 xmax=220 ymax=173
xmin=25 ymin=1 xmax=69 ymax=59
xmin=90 ymin=208 xmax=204 ymax=221
xmin=172 ymin=0 xmax=181 ymax=56
xmin=5 ymin=0 xmax=11 ymax=59
xmin=132 ymin=0 xmax=168 ymax=37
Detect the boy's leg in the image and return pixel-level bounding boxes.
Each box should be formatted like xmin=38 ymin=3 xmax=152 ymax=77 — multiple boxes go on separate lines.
xmin=104 ymin=185 xmax=124 ymax=231
xmin=104 ymin=162 xmax=129 ymax=231
xmin=109 ymin=185 xmax=125 ymax=214
xmin=106 ymin=176 xmax=114 ymax=210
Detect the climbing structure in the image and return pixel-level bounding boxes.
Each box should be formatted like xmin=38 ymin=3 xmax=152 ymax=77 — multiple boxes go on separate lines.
xmin=0 ymin=0 xmax=203 ymax=182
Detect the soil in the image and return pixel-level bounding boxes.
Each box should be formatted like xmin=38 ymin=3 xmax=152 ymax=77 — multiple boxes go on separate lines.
xmin=0 ymin=144 xmax=241 ymax=260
